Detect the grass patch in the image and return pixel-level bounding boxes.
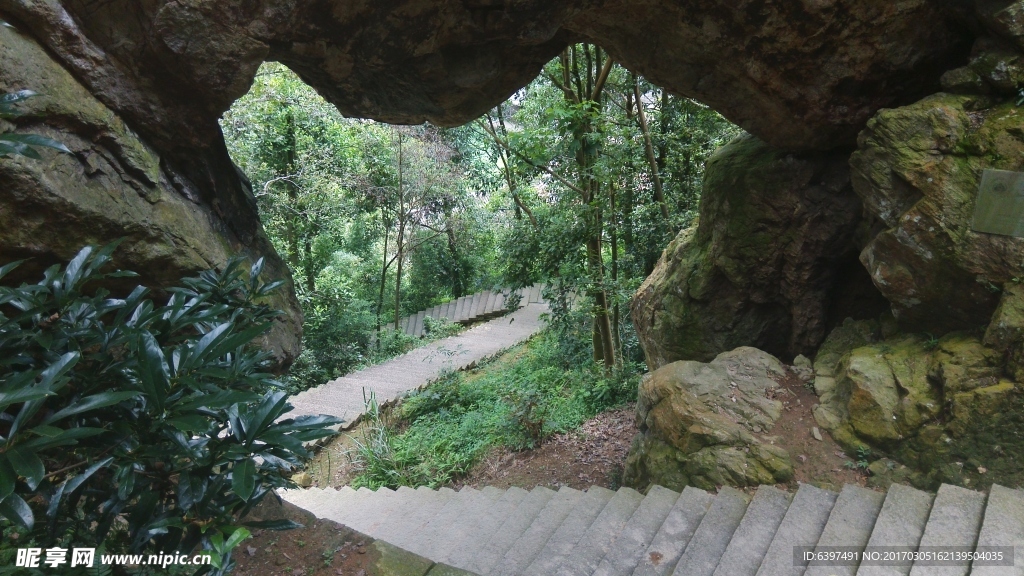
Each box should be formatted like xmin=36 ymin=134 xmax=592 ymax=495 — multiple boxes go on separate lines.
xmin=347 ymin=328 xmax=642 ymax=489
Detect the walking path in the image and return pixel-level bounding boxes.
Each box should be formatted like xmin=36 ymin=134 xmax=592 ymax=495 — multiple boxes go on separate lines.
xmin=287 ymin=301 xmax=550 ymax=428
xmin=282 ymin=481 xmax=1024 ymax=576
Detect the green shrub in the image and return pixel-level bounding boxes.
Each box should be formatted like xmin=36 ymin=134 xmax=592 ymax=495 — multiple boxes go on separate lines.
xmin=0 ymin=244 xmax=340 ymax=574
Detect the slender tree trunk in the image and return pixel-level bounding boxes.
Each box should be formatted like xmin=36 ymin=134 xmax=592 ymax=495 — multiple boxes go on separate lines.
xmin=376 ymin=209 xmax=390 ymax=349
xmin=393 ymin=131 xmax=405 ymax=331
xmin=283 ymin=109 xmax=302 ymax=273
xmin=634 ymin=81 xmax=670 ymax=224
xmin=446 ymin=224 xmax=464 ymax=298
xmin=610 ymin=183 xmax=621 ymax=362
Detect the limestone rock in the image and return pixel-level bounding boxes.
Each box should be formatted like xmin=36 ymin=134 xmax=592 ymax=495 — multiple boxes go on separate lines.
xmin=969 ymin=37 xmax=1024 ymax=95
xmin=812 ymin=318 xmax=879 ymax=399
xmin=624 ymin=347 xmax=794 ymax=492
xmin=928 ymin=332 xmax=1003 ymax=394
xmin=0 ymin=20 xmax=301 ymax=365
xmin=632 ymin=134 xmax=869 ymax=368
xmin=812 ymin=329 xmax=1022 ymax=489
xmin=851 ymin=93 xmax=1024 ymax=334
xmin=815 ymin=336 xmax=941 ymax=448
xmin=985 ymin=282 xmax=1024 ymax=381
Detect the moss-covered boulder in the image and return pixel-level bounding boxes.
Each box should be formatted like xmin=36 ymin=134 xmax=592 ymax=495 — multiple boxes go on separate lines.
xmin=985 ymin=282 xmax=1024 ymax=381
xmin=850 ymin=73 xmax=1024 ymax=334
xmin=623 ymin=347 xmax=794 ymax=492
xmin=0 ymin=21 xmax=301 ymax=365
xmin=812 ymin=325 xmax=1023 ymax=490
xmin=631 ymin=134 xmax=872 ymax=368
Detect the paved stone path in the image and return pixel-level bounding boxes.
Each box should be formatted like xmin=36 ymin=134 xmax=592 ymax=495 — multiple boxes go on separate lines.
xmin=281 ymin=481 xmax=1024 ymax=576
xmin=287 ymin=301 xmax=550 ymax=427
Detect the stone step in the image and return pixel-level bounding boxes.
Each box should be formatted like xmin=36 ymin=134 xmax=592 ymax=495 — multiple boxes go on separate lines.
xmin=908 ymin=484 xmax=987 ymax=576
xmin=475 ymin=291 xmax=490 ymax=317
xmin=337 ymin=487 xmax=398 ymax=535
xmin=712 ymin=485 xmax=793 ymax=576
xmin=521 ymin=486 xmax=616 ymax=576
xmin=671 ymin=486 xmax=751 ymax=576
xmin=592 ymin=485 xmax=681 ymax=576
xmin=433 ymin=486 xmax=506 ymax=565
xmin=856 ymin=484 xmax=935 ymax=576
xmin=493 ymin=487 xmax=583 ymax=576
xmin=464 ymin=293 xmax=481 ymax=323
xmin=754 ymin=483 xmax=839 ymax=576
xmin=453 ymin=297 xmax=466 ymax=322
xmin=403 ymin=487 xmax=483 ymax=559
xmin=556 ymin=487 xmax=645 ymax=576
xmin=414 ymin=310 xmax=425 ymax=337
xmin=473 ymin=487 xmax=556 ymax=576
xmin=632 ymin=486 xmax=715 ymax=576
xmin=446 ymin=486 xmax=530 ymax=570
xmin=385 ymin=487 xmax=458 ymax=550
xmin=971 ymin=484 xmax=1024 ymax=576
xmin=805 ymin=484 xmax=886 ymax=576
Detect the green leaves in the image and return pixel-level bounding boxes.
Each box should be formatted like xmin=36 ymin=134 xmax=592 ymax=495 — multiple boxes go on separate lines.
xmin=0 ymin=244 xmax=339 ymax=566
xmin=0 ymin=91 xmax=72 ymax=159
xmin=232 ymin=458 xmax=256 ymax=501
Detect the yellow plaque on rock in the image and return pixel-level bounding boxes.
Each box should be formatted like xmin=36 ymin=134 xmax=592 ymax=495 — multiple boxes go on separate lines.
xmin=972 ymin=169 xmax=1024 ymax=237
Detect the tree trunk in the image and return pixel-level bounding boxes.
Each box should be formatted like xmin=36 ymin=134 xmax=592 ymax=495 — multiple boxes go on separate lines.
xmin=634 ymin=81 xmax=670 ymax=224
xmin=393 ymin=131 xmax=405 ymax=331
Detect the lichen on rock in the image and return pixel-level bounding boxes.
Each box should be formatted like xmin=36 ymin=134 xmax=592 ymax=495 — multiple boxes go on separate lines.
xmin=623 ymin=347 xmax=794 ymax=492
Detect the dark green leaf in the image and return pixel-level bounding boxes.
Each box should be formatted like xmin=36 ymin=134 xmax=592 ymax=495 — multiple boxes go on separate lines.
xmin=7 ymin=446 xmax=44 ymax=490
xmin=0 ymin=133 xmax=70 ymax=154
xmin=232 ymin=458 xmax=256 ymax=502
xmin=137 ymin=331 xmax=169 ymax=412
xmin=0 ymin=494 xmax=33 ymax=529
xmin=64 ymin=457 xmax=113 ymax=494
xmin=43 ymin=391 xmax=138 ymax=424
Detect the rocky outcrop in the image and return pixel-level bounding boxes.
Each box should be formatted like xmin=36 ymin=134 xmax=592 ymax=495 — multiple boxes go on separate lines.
xmin=623 ymin=347 xmax=794 ymax=492
xmin=0 ymin=0 xmax=984 ymax=365
xmin=812 ymin=326 xmax=1024 ymax=490
xmin=631 ymin=134 xmax=875 ymax=368
xmin=0 ymin=21 xmax=301 ymax=364
xmin=850 ymin=88 xmax=1024 ymax=334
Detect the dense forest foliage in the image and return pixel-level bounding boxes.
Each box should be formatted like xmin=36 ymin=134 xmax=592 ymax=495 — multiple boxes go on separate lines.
xmin=221 ymin=46 xmax=739 ymax=391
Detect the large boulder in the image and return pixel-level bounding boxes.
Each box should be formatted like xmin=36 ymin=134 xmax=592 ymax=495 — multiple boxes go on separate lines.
xmin=623 ymin=347 xmax=794 ymax=492
xmin=851 ymin=45 xmax=1024 ymax=333
xmin=812 ymin=327 xmax=1024 ymax=489
xmin=0 ymin=20 xmax=301 ymax=364
xmin=631 ymin=134 xmax=876 ymax=368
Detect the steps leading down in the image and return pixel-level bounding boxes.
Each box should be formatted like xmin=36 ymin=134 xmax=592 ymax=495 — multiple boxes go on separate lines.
xmin=281 ymin=482 xmax=1024 ymax=576
xmin=398 ymin=284 xmax=547 ymax=338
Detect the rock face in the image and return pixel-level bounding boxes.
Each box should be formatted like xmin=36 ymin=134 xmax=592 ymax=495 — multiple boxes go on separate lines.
xmin=0 ymin=21 xmax=301 ymax=365
xmin=623 ymin=347 xmax=794 ymax=493
xmin=850 ymin=88 xmax=1024 ymax=334
xmin=812 ymin=326 xmax=1024 ymax=490
xmin=631 ymin=134 xmax=875 ymax=368
xmin=0 ymin=0 xmax=984 ymax=365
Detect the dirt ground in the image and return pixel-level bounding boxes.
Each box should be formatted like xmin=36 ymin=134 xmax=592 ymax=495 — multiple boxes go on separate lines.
xmin=234 ymin=497 xmax=376 ymax=576
xmin=766 ymin=369 xmax=870 ymax=492
xmin=454 ymin=405 xmax=637 ymax=491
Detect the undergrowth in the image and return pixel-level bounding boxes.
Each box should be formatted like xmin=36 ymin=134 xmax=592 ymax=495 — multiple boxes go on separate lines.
xmin=347 ymin=324 xmax=642 ymax=489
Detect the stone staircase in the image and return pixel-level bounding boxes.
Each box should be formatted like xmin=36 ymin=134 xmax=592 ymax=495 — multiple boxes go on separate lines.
xmin=280 ymin=482 xmax=1024 ymax=576
xmin=399 ymin=284 xmax=546 ymax=338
